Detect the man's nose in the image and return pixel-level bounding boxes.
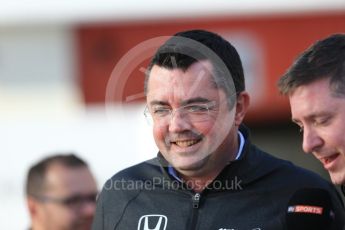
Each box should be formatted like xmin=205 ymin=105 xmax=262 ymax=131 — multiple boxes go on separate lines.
xmin=79 ymin=200 xmax=96 ymax=217
xmin=302 ymin=127 xmax=323 ymax=153
xmin=168 ymin=110 xmax=192 ymax=133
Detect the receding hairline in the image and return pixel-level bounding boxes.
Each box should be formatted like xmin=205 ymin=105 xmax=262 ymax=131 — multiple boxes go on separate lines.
xmin=26 ymin=154 xmax=89 ymax=196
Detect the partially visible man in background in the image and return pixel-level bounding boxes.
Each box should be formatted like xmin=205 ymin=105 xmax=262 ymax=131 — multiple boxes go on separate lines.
xmin=26 ymin=153 xmax=98 ymax=230
xmin=278 ymin=34 xmax=345 ymax=188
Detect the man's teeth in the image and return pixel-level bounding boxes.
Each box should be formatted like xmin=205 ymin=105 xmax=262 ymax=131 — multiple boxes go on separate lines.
xmin=175 ymin=140 xmax=198 ymax=147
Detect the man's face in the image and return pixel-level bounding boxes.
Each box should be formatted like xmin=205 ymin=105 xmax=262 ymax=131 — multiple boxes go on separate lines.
xmin=33 ymin=164 xmax=98 ymax=230
xmin=289 ymin=78 xmax=345 ymax=185
xmin=146 ymin=60 xmax=244 ymax=178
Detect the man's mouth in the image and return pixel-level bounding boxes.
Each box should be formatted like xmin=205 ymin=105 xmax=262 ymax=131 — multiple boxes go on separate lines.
xmin=172 ymin=139 xmax=201 ymax=147
xmin=167 ymin=131 xmax=203 ymax=148
xmin=319 ymin=153 xmax=340 ymax=170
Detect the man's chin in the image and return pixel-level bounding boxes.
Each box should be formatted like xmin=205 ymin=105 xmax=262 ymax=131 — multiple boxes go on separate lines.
xmin=329 ymin=173 xmax=345 ymax=185
xmin=173 ymin=157 xmax=209 ymax=174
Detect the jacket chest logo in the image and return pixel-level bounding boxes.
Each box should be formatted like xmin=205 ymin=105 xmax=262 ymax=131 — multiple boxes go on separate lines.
xmin=137 ymin=214 xmax=168 ymax=230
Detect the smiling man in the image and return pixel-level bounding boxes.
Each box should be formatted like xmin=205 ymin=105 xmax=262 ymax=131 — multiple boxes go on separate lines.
xmin=93 ymin=30 xmax=345 ymax=230
xmin=146 ymin=59 xmax=241 ymax=191
xmin=278 ymin=34 xmax=345 ymax=188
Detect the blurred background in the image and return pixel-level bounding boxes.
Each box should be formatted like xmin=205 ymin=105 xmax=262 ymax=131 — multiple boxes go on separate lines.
xmin=1 ymin=0 xmax=344 ymax=228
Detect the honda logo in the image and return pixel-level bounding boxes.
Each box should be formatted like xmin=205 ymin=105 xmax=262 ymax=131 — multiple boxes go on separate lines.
xmin=137 ymin=214 xmax=168 ymax=230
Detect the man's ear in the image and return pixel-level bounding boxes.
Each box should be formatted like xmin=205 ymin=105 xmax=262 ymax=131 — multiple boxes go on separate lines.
xmin=27 ymin=196 xmax=39 ymax=218
xmin=234 ymin=92 xmax=250 ymax=126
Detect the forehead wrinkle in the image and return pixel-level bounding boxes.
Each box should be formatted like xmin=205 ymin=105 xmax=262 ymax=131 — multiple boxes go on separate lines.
xmin=147 ymin=62 xmax=221 ymax=107
xmin=147 ymin=66 xmax=178 ymax=95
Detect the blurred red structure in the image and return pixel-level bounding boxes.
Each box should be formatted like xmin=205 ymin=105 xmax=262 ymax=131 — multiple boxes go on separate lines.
xmin=76 ymin=11 xmax=345 ymax=124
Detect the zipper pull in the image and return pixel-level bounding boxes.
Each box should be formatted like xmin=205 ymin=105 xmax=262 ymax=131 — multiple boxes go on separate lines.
xmin=192 ymin=193 xmax=201 ymax=209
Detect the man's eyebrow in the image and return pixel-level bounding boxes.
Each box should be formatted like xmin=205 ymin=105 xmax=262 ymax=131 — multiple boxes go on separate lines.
xmin=292 ymin=112 xmax=332 ymax=123
xmin=149 ymin=100 xmax=169 ymax=106
xmin=291 ymin=118 xmax=300 ymax=124
xmin=180 ymin=97 xmax=212 ymax=106
xmin=149 ymin=98 xmax=212 ymax=107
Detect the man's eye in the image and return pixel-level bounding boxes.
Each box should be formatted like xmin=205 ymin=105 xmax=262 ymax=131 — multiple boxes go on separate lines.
xmin=153 ymin=108 xmax=170 ymax=116
xmin=63 ymin=196 xmax=81 ymax=206
xmin=186 ymin=105 xmax=209 ymax=112
xmin=313 ymin=117 xmax=330 ymax=126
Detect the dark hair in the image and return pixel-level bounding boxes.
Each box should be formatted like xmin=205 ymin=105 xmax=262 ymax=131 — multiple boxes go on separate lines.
xmin=26 ymin=154 xmax=88 ymax=196
xmin=278 ymin=33 xmax=345 ymax=97
xmin=144 ymin=29 xmax=245 ymax=106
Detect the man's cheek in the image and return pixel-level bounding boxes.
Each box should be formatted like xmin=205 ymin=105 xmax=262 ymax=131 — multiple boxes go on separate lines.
xmin=153 ymin=127 xmax=166 ymax=146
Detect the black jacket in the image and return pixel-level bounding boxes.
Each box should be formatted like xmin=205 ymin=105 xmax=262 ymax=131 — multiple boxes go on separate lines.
xmin=92 ymin=126 xmax=345 ymax=230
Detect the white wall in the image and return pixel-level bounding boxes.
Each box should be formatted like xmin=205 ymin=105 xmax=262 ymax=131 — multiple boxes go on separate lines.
xmin=1 ymin=106 xmax=158 ymax=229
xmin=0 ymin=0 xmax=344 ymax=25
xmin=0 ymin=25 xmax=157 ymax=229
